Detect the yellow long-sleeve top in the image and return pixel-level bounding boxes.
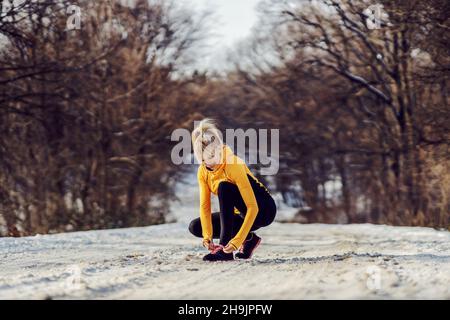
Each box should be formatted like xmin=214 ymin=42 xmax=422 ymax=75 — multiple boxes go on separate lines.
xmin=198 ymin=144 xmax=265 ymax=250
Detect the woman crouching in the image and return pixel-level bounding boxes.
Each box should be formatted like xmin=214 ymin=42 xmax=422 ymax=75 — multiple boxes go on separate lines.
xmin=188 ymin=119 xmax=277 ymax=261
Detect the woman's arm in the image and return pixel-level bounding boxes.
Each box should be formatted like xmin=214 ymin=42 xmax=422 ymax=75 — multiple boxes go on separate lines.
xmin=198 ymin=167 xmax=213 ymax=241
xmin=226 ymin=163 xmax=259 ymax=251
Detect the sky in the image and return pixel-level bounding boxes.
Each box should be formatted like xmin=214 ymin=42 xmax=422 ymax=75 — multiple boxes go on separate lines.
xmin=182 ymin=0 xmax=262 ymax=72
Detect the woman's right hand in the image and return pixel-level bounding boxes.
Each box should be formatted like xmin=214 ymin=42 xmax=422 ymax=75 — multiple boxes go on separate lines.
xmin=203 ymin=239 xmax=218 ymax=251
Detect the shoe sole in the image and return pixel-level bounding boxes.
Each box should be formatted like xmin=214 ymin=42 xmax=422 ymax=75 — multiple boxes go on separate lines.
xmin=203 ymin=259 xmax=235 ymax=262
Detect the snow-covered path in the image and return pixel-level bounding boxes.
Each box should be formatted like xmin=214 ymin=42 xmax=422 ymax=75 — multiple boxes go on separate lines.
xmin=1 ymin=172 xmax=449 ymax=299
xmin=1 ymin=222 xmax=449 ymax=299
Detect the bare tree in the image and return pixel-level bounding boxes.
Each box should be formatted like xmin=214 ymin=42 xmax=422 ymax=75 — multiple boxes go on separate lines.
xmin=0 ymin=0 xmax=209 ymax=236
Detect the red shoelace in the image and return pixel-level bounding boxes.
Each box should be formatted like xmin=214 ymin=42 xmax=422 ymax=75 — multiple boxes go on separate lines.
xmin=211 ymin=244 xmax=224 ymax=254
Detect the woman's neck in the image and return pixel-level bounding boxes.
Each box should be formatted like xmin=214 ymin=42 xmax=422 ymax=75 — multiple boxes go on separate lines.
xmin=206 ymin=164 xmax=218 ymax=171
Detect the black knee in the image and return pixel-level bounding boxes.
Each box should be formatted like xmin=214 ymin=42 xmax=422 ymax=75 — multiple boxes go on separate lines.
xmin=188 ymin=218 xmax=203 ymax=238
xmin=218 ymin=181 xmax=237 ymax=196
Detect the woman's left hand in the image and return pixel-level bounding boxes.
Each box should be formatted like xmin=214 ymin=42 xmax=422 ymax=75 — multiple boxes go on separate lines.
xmin=223 ymin=243 xmax=235 ymax=254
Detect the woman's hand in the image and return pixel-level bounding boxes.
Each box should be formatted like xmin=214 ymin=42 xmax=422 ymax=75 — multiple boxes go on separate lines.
xmin=202 ymin=239 xmax=212 ymax=250
xmin=223 ymin=243 xmax=236 ymax=254
xmin=203 ymin=239 xmax=219 ymax=251
xmin=204 ymin=239 xmax=235 ymax=253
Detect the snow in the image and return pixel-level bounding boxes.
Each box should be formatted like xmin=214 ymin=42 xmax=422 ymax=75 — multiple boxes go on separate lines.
xmin=1 ymin=173 xmax=449 ymax=299
xmin=0 ymin=222 xmax=449 ymax=299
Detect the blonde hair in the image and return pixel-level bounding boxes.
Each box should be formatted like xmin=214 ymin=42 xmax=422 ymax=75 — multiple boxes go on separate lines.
xmin=192 ymin=118 xmax=224 ymax=165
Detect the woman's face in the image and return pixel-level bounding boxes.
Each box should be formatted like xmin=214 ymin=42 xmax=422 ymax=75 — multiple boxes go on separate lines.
xmin=201 ymin=133 xmax=223 ymax=167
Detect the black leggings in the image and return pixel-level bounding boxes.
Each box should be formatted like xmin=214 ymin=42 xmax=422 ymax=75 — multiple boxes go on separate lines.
xmin=189 ymin=176 xmax=277 ymax=246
